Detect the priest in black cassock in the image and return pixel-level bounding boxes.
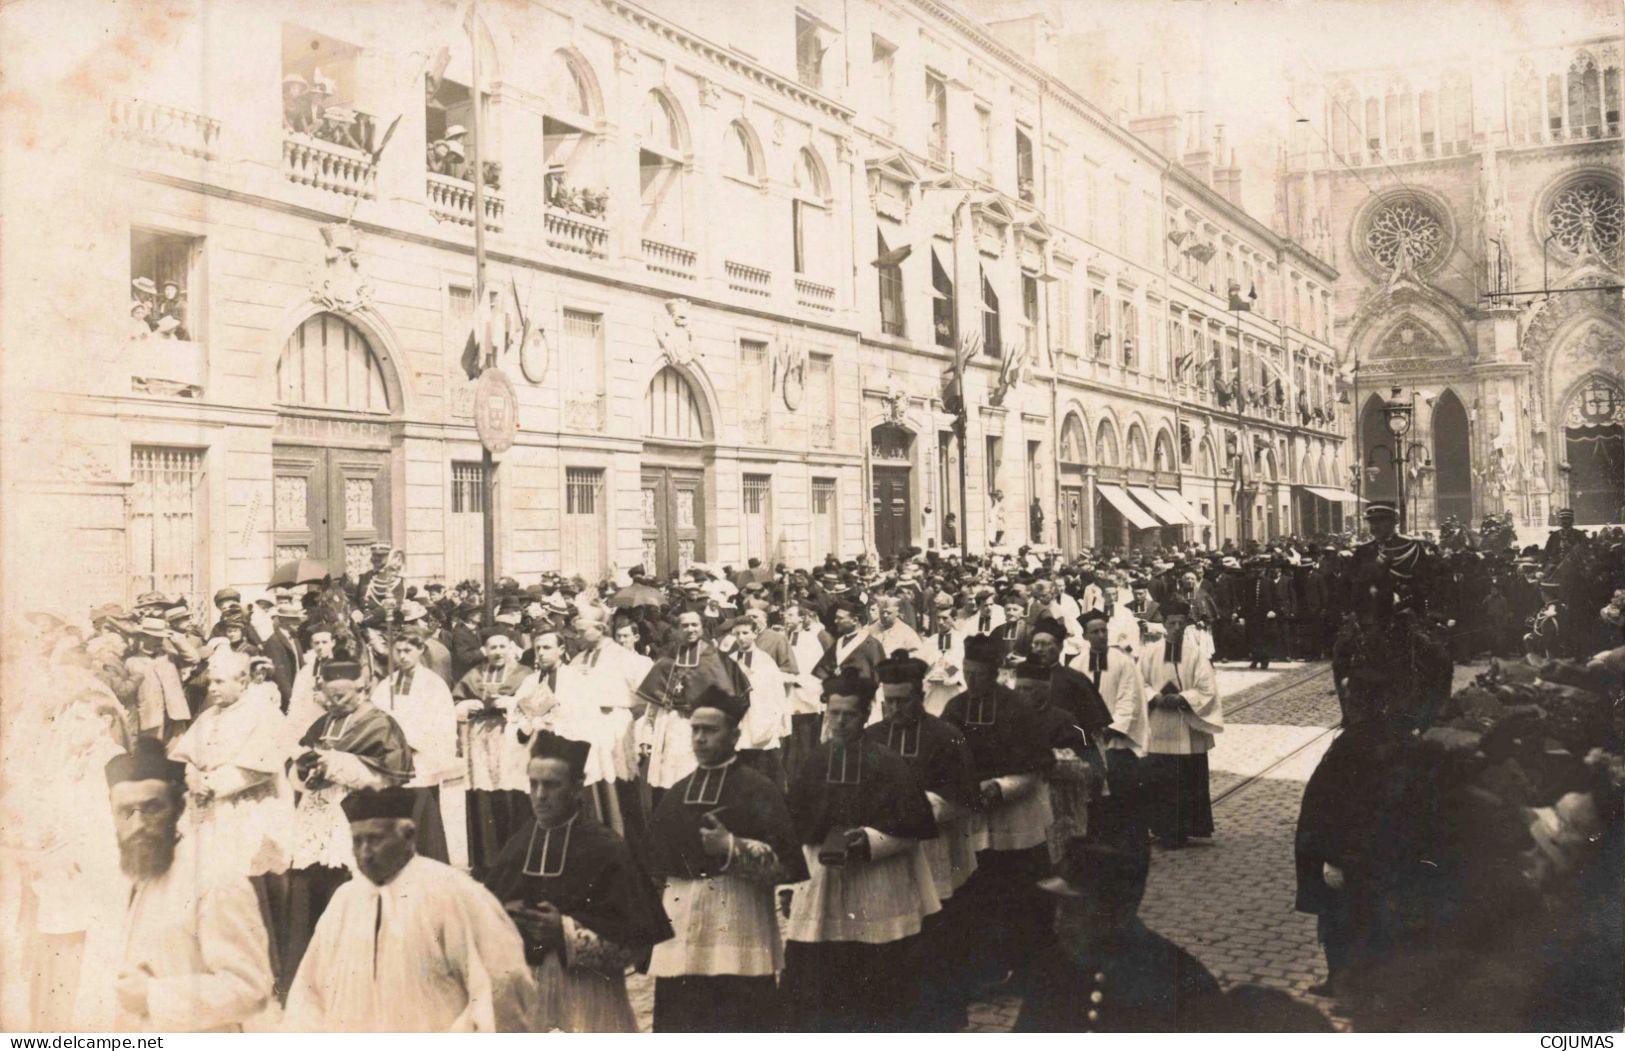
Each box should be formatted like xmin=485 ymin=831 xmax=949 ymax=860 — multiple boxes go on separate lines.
xmin=645 ymin=684 xmax=807 ymax=1032
xmin=781 ymin=670 xmax=940 ymax=1032
xmin=483 ymin=731 xmax=672 ymax=1033
xmin=944 ymin=634 xmax=1055 ymax=987
xmin=866 ymin=651 xmax=982 ymax=1029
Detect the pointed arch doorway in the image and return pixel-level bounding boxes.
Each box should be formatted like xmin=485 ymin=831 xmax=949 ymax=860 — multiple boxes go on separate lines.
xmin=641 ymin=366 xmax=711 ymax=578
xmin=272 ymin=312 xmax=400 ymax=577
xmin=1432 ymin=390 xmax=1473 ymax=523
xmin=1563 ymin=375 xmax=1625 ymax=524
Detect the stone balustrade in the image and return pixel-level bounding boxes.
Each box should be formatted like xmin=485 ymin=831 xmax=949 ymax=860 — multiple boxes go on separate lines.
xmin=726 ymin=260 xmax=772 ymax=298
xmin=795 ymin=277 xmax=836 ymax=312
xmin=283 ymin=136 xmax=377 ymax=198
xmin=110 ymin=99 xmax=221 ymax=160
xmin=425 ymin=173 xmax=505 ymax=230
xmin=643 ymin=239 xmax=697 ymax=280
xmin=546 ymin=207 xmax=609 ymax=259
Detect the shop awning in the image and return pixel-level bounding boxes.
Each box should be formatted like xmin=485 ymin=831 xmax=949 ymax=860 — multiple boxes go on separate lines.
xmin=1160 ymin=489 xmax=1212 ymax=527
xmin=1300 ymin=485 xmax=1361 ymax=505
xmin=1128 ymin=485 xmax=1186 ymax=527
xmin=1096 ymin=483 xmax=1160 ymax=530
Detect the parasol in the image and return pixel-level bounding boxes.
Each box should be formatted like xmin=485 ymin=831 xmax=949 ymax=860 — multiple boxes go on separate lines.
xmin=270 ymin=557 xmax=335 ymax=588
xmin=608 ymin=583 xmax=667 ymax=609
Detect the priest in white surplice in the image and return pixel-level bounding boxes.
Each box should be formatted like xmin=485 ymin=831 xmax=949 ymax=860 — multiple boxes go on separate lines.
xmin=86 ymin=739 xmax=273 ymax=1032
xmin=1134 ymin=599 xmax=1223 ymax=847
xmin=283 ymin=788 xmax=537 ymax=1032
xmin=370 ymin=630 xmax=465 ymax=868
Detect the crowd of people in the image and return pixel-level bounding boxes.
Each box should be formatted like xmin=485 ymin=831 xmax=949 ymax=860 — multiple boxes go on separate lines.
xmin=3 ymin=501 xmax=1622 ymax=1033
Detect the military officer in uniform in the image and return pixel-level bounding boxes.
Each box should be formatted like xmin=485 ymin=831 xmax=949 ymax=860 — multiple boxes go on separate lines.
xmin=1543 ymin=508 xmax=1587 ymax=566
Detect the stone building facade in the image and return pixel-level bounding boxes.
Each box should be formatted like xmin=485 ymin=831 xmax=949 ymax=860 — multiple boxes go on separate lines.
xmin=0 ymin=0 xmax=1346 ymax=620
xmin=1281 ymin=21 xmax=1624 ymax=528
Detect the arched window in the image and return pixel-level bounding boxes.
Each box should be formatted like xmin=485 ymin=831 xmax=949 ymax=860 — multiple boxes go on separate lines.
xmin=1569 ymin=52 xmax=1602 ymax=135
xmin=1385 ymin=84 xmax=1403 ymax=155
xmin=1449 ymin=72 xmax=1472 ymax=146
xmin=546 ymin=51 xmax=592 ymax=119
xmin=1549 ymin=74 xmax=1566 ymax=135
xmin=1510 ymin=62 xmax=1539 ymax=143
xmin=792 ymin=148 xmax=830 ymax=278
xmin=543 ymin=50 xmax=602 ymax=217
xmin=1126 ymin=424 xmax=1149 ymax=468
xmin=644 ymin=366 xmax=708 ymax=440
xmin=278 ymin=313 xmax=392 ymax=413
xmin=1060 ymin=414 xmax=1087 ymax=463
xmin=640 ymin=91 xmax=687 ymax=243
xmin=1364 ymin=96 xmax=1382 ymax=152
xmin=1096 ymin=420 xmax=1120 ymax=466
xmin=723 ymin=121 xmax=758 ymax=181
xmin=1418 ymin=89 xmax=1437 ymax=151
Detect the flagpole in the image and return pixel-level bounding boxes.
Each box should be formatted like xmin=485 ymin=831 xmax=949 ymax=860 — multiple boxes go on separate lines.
xmin=469 ymin=0 xmax=495 ymax=623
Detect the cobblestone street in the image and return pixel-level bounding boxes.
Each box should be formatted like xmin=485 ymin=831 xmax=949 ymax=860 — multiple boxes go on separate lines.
xmin=626 ymin=659 xmax=1493 ymax=1032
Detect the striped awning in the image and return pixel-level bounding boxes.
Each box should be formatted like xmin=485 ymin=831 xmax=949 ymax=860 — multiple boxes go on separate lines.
xmin=1300 ymin=485 xmax=1361 ymax=505
xmin=1127 ymin=485 xmax=1186 ymax=526
xmin=1160 ymin=489 xmax=1212 ymax=527
xmin=1096 ymin=483 xmax=1159 ymax=530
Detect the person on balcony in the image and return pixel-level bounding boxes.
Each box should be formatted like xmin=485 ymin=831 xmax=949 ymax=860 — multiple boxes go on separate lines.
xmin=282 ymin=73 xmax=319 ymax=136
xmin=154 ymin=281 xmax=187 ymax=340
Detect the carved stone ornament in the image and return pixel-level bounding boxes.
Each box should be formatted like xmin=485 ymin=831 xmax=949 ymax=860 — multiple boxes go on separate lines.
xmin=613 ymin=39 xmax=638 ymax=74
xmin=311 ymin=222 xmax=375 ymax=314
xmin=654 ymin=298 xmax=697 ymax=366
xmin=881 ymin=380 xmax=909 ymax=424
xmin=698 ymin=78 xmax=721 ymax=109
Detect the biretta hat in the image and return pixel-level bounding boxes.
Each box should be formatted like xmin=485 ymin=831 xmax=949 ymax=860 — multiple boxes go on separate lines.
xmin=527 ymin=730 xmax=592 ymax=778
xmin=105 ymin=737 xmax=184 ymax=788
xmin=340 ymin=788 xmax=418 ymax=823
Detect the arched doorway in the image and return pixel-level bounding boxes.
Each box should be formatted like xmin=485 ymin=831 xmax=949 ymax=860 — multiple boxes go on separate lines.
xmin=272 ymin=312 xmax=399 ymax=578
xmin=1360 ymin=394 xmax=1398 ymax=503
xmin=871 ymin=423 xmax=914 ymax=558
xmin=1058 ymin=413 xmax=1088 ymax=558
xmin=1562 ymin=374 xmax=1625 ymax=524
xmin=1432 ymin=390 xmax=1472 ymax=523
xmin=641 ymin=366 xmax=711 ymax=578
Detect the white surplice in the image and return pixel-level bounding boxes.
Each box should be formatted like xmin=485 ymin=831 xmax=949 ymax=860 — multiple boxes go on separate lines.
xmin=283 ymin=855 xmax=536 ymax=1032
xmin=167 ymin=685 xmax=294 ymax=878
xmin=1136 ymin=635 xmax=1224 ymax=756
xmin=79 ymin=838 xmax=273 ymax=1032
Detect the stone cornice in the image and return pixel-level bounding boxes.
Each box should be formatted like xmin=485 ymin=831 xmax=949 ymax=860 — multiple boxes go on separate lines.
xmin=598 ymin=0 xmax=855 ymax=124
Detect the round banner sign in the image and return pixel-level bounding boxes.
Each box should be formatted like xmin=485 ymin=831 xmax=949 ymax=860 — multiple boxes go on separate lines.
xmin=474 ymin=367 xmax=518 ymax=454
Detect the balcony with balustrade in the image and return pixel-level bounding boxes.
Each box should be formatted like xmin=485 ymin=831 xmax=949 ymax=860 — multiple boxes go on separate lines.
xmin=128 ymin=337 xmax=208 ymax=398
xmin=284 ymin=135 xmax=377 ymax=198
xmin=726 ymin=260 xmax=772 ymax=298
xmin=795 ymin=276 xmax=836 ymax=312
xmin=643 ymin=239 xmax=697 ymax=281
xmin=425 ymin=172 xmax=505 ymax=231
xmin=110 ymin=99 xmax=220 ymax=161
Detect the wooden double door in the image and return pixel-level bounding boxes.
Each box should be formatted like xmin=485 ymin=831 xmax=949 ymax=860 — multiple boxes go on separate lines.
xmin=871 ymin=465 xmax=913 ymax=558
xmin=641 ymin=466 xmax=704 ymax=579
xmin=272 ymin=444 xmax=391 ymax=579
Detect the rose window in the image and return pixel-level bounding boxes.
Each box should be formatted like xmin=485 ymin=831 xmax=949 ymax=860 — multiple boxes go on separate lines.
xmin=1365 ymin=199 xmax=1445 ymax=273
xmin=1548 ymin=182 xmax=1623 ymax=258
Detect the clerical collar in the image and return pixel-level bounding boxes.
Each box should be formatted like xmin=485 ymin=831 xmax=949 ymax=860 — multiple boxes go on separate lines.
xmin=319 ymin=709 xmax=355 ymax=744
xmin=885 ymin=717 xmax=921 ymax=758
xmin=393 ymin=667 xmax=415 ymax=694
xmin=826 ymin=740 xmax=864 ymax=784
xmin=968 ymin=691 xmax=999 ymax=727
xmin=677 ymin=644 xmax=700 ymax=668
xmin=937 ymin=631 xmax=952 ymax=650
xmin=522 ymin=811 xmax=578 ymax=878
xmin=1089 ymin=648 xmax=1108 ymax=670
xmin=684 ymin=757 xmax=734 ymax=805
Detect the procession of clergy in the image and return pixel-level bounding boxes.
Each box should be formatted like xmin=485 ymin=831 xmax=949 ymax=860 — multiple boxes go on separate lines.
xmin=44 ymin=538 xmax=1246 ymax=1035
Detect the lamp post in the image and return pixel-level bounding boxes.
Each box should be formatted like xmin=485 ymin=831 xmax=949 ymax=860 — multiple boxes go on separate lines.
xmin=1381 ymin=386 xmax=1416 ymax=532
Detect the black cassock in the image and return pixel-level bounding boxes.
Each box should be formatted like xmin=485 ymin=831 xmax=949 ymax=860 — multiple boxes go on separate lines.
xmin=484 ymin=811 xmax=673 ymax=1002
xmin=644 ymin=760 xmax=808 ymax=1033
xmin=782 ymin=738 xmax=938 ymax=1032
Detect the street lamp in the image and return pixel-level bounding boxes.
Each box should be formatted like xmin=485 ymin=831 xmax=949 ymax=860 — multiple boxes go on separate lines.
xmin=1381 ymin=386 xmax=1417 ymax=532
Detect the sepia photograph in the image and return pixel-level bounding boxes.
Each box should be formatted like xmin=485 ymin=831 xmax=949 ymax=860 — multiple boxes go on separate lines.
xmin=0 ymin=0 xmax=1621 ymax=1036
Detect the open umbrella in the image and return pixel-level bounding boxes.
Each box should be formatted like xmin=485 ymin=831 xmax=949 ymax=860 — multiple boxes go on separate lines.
xmin=270 ymin=557 xmax=335 ymax=588
xmin=608 ymin=582 xmax=667 ymax=609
